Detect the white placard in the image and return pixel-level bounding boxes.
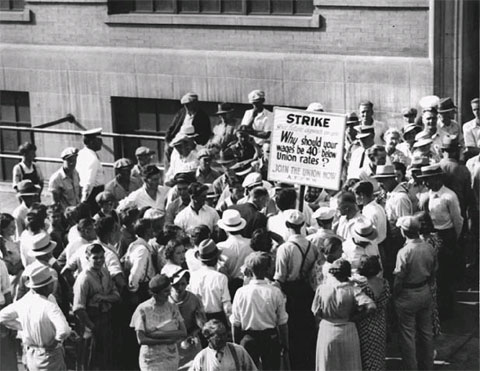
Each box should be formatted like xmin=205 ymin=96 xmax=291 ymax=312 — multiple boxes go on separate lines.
xmin=268 ymin=107 xmax=346 ymax=191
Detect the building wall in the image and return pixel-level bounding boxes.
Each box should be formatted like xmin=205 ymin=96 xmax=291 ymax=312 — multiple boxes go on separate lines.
xmin=0 ymin=0 xmax=433 ymax=177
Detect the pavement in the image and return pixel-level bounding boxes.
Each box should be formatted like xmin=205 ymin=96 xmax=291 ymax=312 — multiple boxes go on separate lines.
xmin=1 ymin=184 xmax=478 ymax=371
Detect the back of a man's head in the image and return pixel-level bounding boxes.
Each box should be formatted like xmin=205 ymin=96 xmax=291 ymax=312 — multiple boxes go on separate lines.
xmin=276 ymin=188 xmax=297 ymax=211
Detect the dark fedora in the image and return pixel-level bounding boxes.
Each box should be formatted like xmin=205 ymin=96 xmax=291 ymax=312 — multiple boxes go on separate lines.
xmin=346 ymin=112 xmax=359 ymax=126
xmin=437 ymin=97 xmax=457 ymax=113
xmin=217 ymin=150 xmax=236 ymax=165
xmin=418 ymin=164 xmax=444 ymax=178
xmin=215 ymin=102 xmax=234 ymax=115
xmin=195 ymin=239 xmax=221 ymax=262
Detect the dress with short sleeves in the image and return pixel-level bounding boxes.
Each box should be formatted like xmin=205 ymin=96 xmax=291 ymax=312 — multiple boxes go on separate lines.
xmin=130 ymin=298 xmax=184 ymax=371
xmin=311 ymin=279 xmax=374 ymax=371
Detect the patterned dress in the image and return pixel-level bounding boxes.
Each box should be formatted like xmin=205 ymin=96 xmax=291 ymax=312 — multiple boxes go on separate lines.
xmin=130 ymin=298 xmax=184 ymax=371
xmin=356 ymin=278 xmax=391 ymax=371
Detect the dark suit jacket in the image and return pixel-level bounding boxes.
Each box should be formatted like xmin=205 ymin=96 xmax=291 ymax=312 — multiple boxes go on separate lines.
xmin=166 ymin=108 xmax=212 ymax=145
xmin=229 ymin=202 xmax=267 ymax=238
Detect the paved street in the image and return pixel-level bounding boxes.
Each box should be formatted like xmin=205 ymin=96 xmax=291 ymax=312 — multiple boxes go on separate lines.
xmin=1 ymin=185 xmax=478 ymax=371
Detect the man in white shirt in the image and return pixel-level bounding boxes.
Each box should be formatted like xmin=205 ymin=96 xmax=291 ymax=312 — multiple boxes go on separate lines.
xmin=123 ymin=219 xmax=156 ymax=305
xmin=437 ymin=97 xmax=464 ymax=145
xmin=358 ymin=100 xmax=389 ymax=143
xmin=353 ymin=181 xmax=387 ymax=260
xmin=217 ymin=210 xmax=253 ymax=297
xmin=334 ymin=191 xmax=366 ymax=241
xmin=48 ymin=147 xmax=81 ymax=210
xmin=240 ymin=90 xmax=273 ymax=145
xmin=188 ymin=239 xmax=232 ymax=328
xmin=165 ymin=126 xmax=200 ymax=184
xmin=0 ymin=265 xmax=71 ymax=371
xmin=118 ymin=164 xmax=169 ymax=216
xmin=174 ymin=182 xmax=219 ymax=234
xmin=347 ymin=125 xmax=375 ymax=180
xmin=76 ymin=128 xmax=105 ymax=213
xmin=463 ymin=97 xmax=480 ymax=157
xmin=418 ymin=164 xmax=463 ymax=319
xmin=12 ymin=180 xmax=40 ymax=239
xmin=231 ymin=252 xmax=288 ymax=370
xmin=373 ymin=164 xmax=413 ymax=283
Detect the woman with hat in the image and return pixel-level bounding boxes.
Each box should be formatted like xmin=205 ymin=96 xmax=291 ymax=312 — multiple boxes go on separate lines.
xmin=13 ymin=142 xmax=44 ymax=193
xmin=312 ymin=259 xmax=376 ymax=371
xmin=167 ymin=267 xmax=206 ymax=365
xmin=188 ymin=239 xmax=232 ymax=329
xmin=105 ymin=158 xmax=142 ymax=204
xmin=210 ymin=102 xmax=239 ymax=150
xmin=130 ymin=274 xmax=187 ymax=371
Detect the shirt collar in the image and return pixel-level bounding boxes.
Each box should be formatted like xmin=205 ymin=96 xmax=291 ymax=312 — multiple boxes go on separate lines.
xmin=429 ymin=185 xmax=445 ymax=198
xmin=249 ymin=278 xmax=267 ymax=285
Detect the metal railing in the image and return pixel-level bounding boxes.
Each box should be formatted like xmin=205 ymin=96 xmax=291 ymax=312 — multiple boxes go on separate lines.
xmin=0 ymin=114 xmax=166 ymax=169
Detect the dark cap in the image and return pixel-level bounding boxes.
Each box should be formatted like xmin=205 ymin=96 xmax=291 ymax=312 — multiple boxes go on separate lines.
xmin=149 ymin=274 xmax=171 ymax=292
xmin=438 ymin=97 xmax=457 ymax=113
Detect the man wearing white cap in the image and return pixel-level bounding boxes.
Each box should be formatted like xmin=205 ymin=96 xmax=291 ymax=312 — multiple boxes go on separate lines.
xmin=0 ymin=265 xmax=71 ymax=371
xmin=165 ymin=92 xmax=212 ymax=160
xmin=274 ymin=209 xmax=316 ymax=371
xmin=131 ymin=146 xmax=154 ymax=185
xmin=165 ymin=126 xmax=200 ymax=184
xmin=48 ymin=147 xmax=81 ymax=210
xmin=217 ymin=210 xmax=253 ymax=297
xmin=412 ymin=131 xmax=441 ymax=163
xmin=307 ymin=206 xmax=337 ymax=251
xmin=105 ymin=158 xmax=142 ymax=204
xmin=76 ymin=128 xmax=105 ymax=213
xmin=241 ymin=90 xmax=273 ymax=145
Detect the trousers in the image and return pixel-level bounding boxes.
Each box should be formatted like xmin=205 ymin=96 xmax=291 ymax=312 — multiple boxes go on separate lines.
xmin=240 ymin=328 xmax=281 ymax=370
xmin=395 ymin=285 xmax=434 ymax=370
xmin=26 ymin=345 xmax=66 ymax=371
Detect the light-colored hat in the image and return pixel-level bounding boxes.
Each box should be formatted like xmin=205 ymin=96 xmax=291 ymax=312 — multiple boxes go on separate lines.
xmin=195 ymin=239 xmax=221 ymax=262
xmin=242 ymin=172 xmax=263 ymax=189
xmin=114 ymin=158 xmax=133 ymax=169
xmin=419 ymin=95 xmax=440 ymax=111
xmin=135 ymin=146 xmax=154 ymax=156
xmin=166 ymin=267 xmax=190 ymax=286
xmin=30 ymin=231 xmax=57 ymax=257
xmin=197 ymin=148 xmax=211 ymax=159
xmin=403 ymin=123 xmax=422 ymax=137
xmin=355 ymin=125 xmax=375 ymax=139
xmin=82 ymin=128 xmax=102 ymax=137
xmin=312 ymin=207 xmax=336 ymax=220
xmin=218 ymin=209 xmax=247 ymax=232
xmin=284 ymin=209 xmax=305 ymax=226
xmin=180 ymin=92 xmax=198 ymax=105
xmin=413 ymin=131 xmax=433 ymax=148
xmin=26 ymin=265 xmax=56 ymax=289
xmin=170 ymin=126 xmax=199 ymax=147
xmin=352 ymin=219 xmax=378 ymax=242
xmin=248 ymin=90 xmax=265 ymax=103
xmin=418 ymin=164 xmax=444 ymax=178
xmin=372 ymin=164 xmax=396 ymax=178
xmin=60 ymin=147 xmax=78 ymax=159
xmin=306 ymin=102 xmax=324 ymax=112
xmin=143 ymin=208 xmax=164 ymax=220
xmin=396 ymin=216 xmax=421 ymax=233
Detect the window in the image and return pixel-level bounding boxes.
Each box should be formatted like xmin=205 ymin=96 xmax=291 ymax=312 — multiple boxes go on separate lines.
xmin=109 ymin=0 xmax=312 ymax=16
xmin=0 ymin=0 xmax=24 ymax=10
xmin=111 ymin=97 xmax=260 ymax=163
xmin=0 ymin=91 xmax=32 ymax=181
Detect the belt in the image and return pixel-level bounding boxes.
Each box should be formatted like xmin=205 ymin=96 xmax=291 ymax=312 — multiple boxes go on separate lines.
xmin=244 ymin=328 xmax=277 ymax=336
xmin=403 ymin=280 xmax=428 ymax=289
xmin=26 ymin=343 xmax=60 ymax=352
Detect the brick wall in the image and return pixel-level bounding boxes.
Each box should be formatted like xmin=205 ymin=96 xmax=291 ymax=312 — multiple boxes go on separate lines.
xmin=0 ymin=3 xmax=429 ymax=57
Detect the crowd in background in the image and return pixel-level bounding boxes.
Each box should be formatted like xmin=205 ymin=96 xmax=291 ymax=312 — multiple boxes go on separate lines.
xmin=0 ymin=90 xmax=479 ymax=371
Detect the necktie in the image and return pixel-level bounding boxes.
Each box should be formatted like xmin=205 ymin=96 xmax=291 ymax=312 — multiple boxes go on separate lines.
xmin=215 ymin=350 xmax=224 ymax=362
xmin=359 ymin=149 xmax=366 ymax=168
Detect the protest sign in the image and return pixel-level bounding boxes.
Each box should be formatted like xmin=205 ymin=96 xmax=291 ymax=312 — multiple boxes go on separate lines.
xmin=268 ymin=107 xmax=346 ymax=191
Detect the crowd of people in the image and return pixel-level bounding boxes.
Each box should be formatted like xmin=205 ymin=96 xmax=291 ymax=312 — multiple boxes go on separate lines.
xmin=0 ymin=90 xmax=479 ymax=371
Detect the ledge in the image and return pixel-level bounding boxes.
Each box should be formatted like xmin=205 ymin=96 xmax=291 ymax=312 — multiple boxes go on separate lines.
xmin=0 ymin=9 xmax=32 ymax=22
xmin=105 ymin=13 xmax=321 ymax=29
xmin=314 ymin=0 xmax=429 ymax=8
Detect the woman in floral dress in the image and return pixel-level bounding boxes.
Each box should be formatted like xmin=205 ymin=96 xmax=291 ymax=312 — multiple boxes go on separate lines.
xmin=130 ymin=274 xmax=187 ymax=371
xmin=355 ymin=255 xmax=391 ymax=370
